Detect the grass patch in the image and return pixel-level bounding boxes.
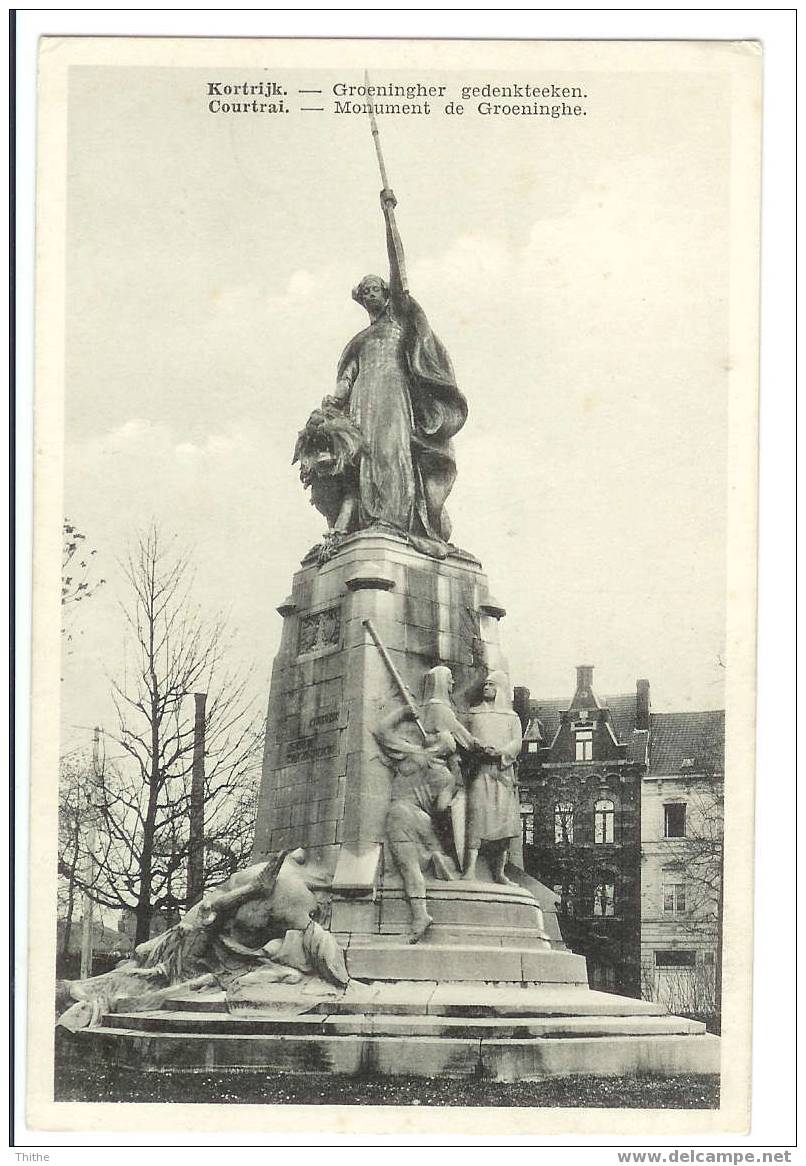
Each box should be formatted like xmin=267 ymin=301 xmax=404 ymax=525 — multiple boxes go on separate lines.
xmin=54 ymin=1059 xmax=719 ymax=1109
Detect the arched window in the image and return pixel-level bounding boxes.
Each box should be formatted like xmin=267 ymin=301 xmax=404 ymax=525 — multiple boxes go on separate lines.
xmin=554 ymin=802 xmax=575 ymax=844
xmin=593 ymin=878 xmax=616 ymax=917
xmin=594 ymin=798 xmax=615 ymax=844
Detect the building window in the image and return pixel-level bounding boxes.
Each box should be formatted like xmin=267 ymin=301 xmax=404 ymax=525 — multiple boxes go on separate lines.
xmin=552 ymin=882 xmax=576 ymax=917
xmin=527 ymin=742 xmax=539 ymax=754
xmin=554 ymin=802 xmax=575 ymax=844
xmin=594 ymin=799 xmax=615 ymax=844
xmin=654 ymin=950 xmax=696 ymax=968
xmin=575 ymin=729 xmax=593 ymax=761
xmin=520 ymin=805 xmax=534 ymax=846
xmin=664 ymin=803 xmax=687 ymax=838
xmin=593 ymin=880 xmax=615 ymax=917
xmin=662 ymin=878 xmax=686 ymax=915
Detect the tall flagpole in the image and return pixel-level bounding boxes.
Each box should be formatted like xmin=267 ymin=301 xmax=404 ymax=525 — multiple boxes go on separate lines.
xmin=364 ymin=70 xmax=390 ymax=190
xmin=364 ymin=71 xmax=408 ymax=293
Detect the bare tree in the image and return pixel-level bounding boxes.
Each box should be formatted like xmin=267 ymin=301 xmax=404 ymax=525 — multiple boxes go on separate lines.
xmin=62 ymin=519 xmax=105 ymax=643
xmin=664 ymin=782 xmax=724 ymax=1012
xmin=68 ymin=526 xmax=262 ymax=943
xmin=57 ymin=754 xmax=91 ymax=963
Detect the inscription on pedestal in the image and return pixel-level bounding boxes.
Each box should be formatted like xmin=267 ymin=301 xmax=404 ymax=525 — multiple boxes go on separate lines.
xmin=309 ymin=708 xmax=340 ymax=730
xmin=280 ymin=731 xmax=340 ymax=767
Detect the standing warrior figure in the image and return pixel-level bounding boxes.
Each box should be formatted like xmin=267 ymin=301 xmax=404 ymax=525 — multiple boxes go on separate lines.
xmin=322 ymin=189 xmax=467 ymax=554
xmin=462 ymin=671 xmax=524 ymax=885
xmin=374 ymin=705 xmax=462 ymax=943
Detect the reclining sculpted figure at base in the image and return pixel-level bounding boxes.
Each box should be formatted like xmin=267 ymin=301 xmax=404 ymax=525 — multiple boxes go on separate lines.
xmin=55 ymin=848 xmax=348 ymax=1031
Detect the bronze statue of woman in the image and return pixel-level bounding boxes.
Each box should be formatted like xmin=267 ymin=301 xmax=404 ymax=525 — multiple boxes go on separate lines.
xmin=322 ymin=189 xmax=468 ymax=554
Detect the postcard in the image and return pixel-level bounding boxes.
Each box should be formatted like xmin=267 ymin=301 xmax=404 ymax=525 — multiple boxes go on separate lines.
xmin=27 ymin=34 xmax=760 ymax=1137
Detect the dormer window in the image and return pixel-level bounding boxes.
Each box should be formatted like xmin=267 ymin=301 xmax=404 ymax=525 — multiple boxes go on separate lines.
xmin=575 ymin=729 xmax=593 ymax=761
xmin=527 ymin=742 xmax=539 ymax=754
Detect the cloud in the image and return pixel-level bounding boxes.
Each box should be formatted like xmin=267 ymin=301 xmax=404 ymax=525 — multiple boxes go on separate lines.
xmin=101 ymin=417 xmax=153 ymax=452
xmin=174 ymin=433 xmax=241 ymax=461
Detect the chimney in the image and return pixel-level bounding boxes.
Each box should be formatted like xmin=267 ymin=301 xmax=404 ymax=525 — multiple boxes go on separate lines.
xmin=636 ymin=678 xmax=650 ymax=731
xmin=513 ymin=685 xmax=531 ymax=732
xmin=571 ymin=665 xmax=598 ymax=710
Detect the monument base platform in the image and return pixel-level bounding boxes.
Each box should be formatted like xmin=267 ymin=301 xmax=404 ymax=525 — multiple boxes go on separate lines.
xmin=63 ymin=980 xmax=720 ymax=1081
xmin=332 ymin=877 xmax=570 ymax=981
xmin=342 ymin=943 xmax=587 ymax=983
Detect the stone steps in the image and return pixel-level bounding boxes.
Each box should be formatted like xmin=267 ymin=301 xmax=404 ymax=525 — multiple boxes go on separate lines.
xmin=166 ymin=983 xmax=671 ymax=1018
xmin=65 ymin=978 xmax=719 ymax=1079
xmin=373 ymin=924 xmax=550 ymax=947
xmin=104 ymin=1008 xmax=706 ymax=1040
xmin=69 ymin=1024 xmax=721 ymax=1079
xmin=419 ymin=984 xmax=669 ymax=1017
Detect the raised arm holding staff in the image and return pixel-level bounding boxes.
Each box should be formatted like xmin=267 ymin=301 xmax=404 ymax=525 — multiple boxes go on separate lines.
xmin=295 ymin=81 xmax=467 ymax=561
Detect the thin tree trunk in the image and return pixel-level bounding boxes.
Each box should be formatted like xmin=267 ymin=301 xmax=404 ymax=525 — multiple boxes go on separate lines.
xmin=136 ymin=794 xmax=158 ymax=944
xmin=135 ymin=690 xmax=161 ymax=945
xmin=62 ymin=885 xmax=75 ymax=961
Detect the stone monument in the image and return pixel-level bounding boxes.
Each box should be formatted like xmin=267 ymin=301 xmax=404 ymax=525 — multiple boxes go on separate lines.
xmin=57 ymin=106 xmax=720 ymax=1080
xmin=252 ymin=166 xmax=569 ymax=983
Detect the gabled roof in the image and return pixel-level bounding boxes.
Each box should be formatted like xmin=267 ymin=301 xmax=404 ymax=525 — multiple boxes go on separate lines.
xmin=524 ymin=698 xmax=567 ymax=743
xmin=648 ymin=710 xmax=725 ymax=776
xmin=525 ymin=693 xmax=638 ymax=746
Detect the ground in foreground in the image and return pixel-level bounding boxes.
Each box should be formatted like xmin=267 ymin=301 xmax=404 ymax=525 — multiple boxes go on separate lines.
xmin=54 ymin=1062 xmax=719 ymax=1109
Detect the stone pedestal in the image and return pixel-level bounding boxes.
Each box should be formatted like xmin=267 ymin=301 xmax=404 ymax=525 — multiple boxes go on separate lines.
xmin=252 ymin=529 xmax=512 ymax=895
xmin=250 ymin=528 xmax=572 ymax=976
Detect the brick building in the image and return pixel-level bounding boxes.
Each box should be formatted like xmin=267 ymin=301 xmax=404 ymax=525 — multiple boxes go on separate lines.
xmin=514 ymin=666 xmax=648 ymax=998
xmin=514 ymin=666 xmax=725 ymax=1010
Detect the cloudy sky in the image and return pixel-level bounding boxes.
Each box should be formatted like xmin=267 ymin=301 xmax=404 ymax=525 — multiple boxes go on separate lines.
xmin=60 ymin=49 xmax=733 ymax=754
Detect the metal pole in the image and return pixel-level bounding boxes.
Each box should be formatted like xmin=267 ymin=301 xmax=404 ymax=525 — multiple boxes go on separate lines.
xmin=364 ymin=70 xmax=390 ymax=189
xmin=362 ymin=619 xmax=427 ymax=741
xmin=79 ymin=727 xmax=100 ymax=978
xmin=187 ymin=692 xmax=207 ymax=907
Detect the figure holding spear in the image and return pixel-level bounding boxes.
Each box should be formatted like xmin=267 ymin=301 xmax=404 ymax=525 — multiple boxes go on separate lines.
xmin=300 ymin=78 xmax=468 ymax=560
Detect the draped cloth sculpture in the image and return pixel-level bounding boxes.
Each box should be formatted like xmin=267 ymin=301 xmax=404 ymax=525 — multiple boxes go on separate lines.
xmin=462 ymin=671 xmax=524 ymax=884
xmin=294 ymin=190 xmax=467 ymax=560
